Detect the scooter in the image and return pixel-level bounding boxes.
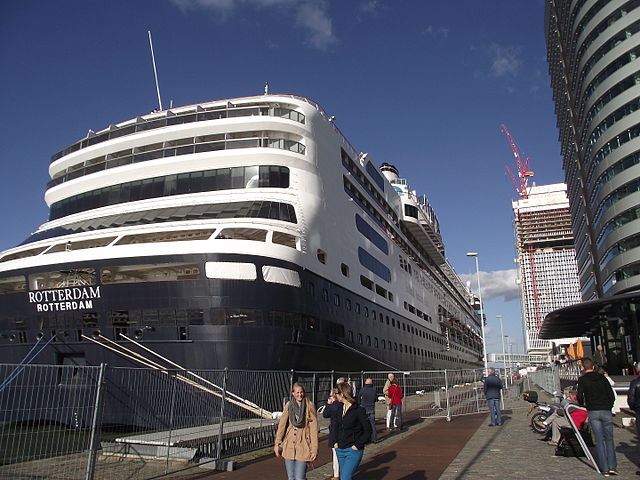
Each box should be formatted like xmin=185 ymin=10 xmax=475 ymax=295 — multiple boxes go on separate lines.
xmin=522 ymin=390 xmax=560 ymax=434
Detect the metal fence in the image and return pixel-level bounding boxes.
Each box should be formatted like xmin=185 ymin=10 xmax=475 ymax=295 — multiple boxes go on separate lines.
xmin=528 ymin=360 xmax=583 ymax=396
xmin=0 ymin=364 xmax=526 ymax=479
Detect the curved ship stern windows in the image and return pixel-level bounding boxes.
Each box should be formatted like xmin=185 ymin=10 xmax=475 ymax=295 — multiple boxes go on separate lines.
xmin=205 ymin=261 xmax=257 ymax=281
xmin=0 ymin=275 xmax=26 ymax=294
xmin=117 ymin=229 xmax=214 ymax=245
xmin=29 ymin=269 xmax=97 ymax=290
xmin=0 ymin=246 xmax=49 ymax=263
xmin=262 ymin=266 xmax=301 ymax=287
xmin=46 ymin=237 xmax=117 ymax=253
xmin=101 ymin=263 xmax=199 ymax=284
xmin=217 ymin=228 xmax=267 ymax=242
xmin=272 ymin=231 xmax=298 ymax=249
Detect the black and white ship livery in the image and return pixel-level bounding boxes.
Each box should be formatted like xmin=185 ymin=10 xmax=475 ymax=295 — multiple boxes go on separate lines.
xmin=0 ymin=94 xmax=483 ymax=371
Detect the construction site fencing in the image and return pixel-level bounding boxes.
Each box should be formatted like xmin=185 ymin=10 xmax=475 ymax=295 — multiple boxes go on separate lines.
xmin=0 ymin=364 xmax=528 ymax=480
xmin=528 ymin=360 xmax=582 ymax=396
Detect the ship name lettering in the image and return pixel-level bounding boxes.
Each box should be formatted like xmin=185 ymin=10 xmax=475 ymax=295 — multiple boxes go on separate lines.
xmin=35 ymin=300 xmax=94 ymax=312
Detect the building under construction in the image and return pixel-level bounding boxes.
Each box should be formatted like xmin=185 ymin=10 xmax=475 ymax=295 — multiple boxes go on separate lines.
xmin=513 ymin=183 xmax=581 ymax=356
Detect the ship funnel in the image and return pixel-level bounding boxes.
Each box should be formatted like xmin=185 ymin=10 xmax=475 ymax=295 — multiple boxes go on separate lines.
xmin=380 ymin=163 xmax=399 ymax=182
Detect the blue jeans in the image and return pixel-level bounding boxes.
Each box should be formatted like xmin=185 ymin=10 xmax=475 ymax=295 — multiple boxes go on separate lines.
xmin=284 ymin=459 xmax=307 ymax=480
xmin=366 ymin=409 xmax=377 ymax=442
xmin=487 ymin=398 xmax=502 ymax=425
xmin=335 ymin=447 xmax=364 ymax=480
xmin=588 ymin=410 xmax=617 ymax=472
xmin=390 ymin=404 xmax=402 ymax=429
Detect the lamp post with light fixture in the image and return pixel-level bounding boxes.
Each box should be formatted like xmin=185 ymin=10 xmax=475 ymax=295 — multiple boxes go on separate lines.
xmin=496 ymin=314 xmax=507 ymax=376
xmin=467 ymin=252 xmax=488 ymax=374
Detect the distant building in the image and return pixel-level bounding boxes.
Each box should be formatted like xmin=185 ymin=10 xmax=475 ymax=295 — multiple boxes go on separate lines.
xmin=513 ymin=183 xmax=581 ymax=356
xmin=540 ymin=0 xmax=640 ymax=374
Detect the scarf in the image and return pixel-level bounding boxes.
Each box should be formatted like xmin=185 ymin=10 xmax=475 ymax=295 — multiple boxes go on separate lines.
xmin=288 ymin=397 xmax=306 ymax=428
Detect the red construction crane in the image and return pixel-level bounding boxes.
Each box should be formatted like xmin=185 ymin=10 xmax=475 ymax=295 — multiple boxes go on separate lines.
xmin=502 ymin=124 xmax=534 ymax=199
xmin=502 ymin=125 xmax=542 ymax=334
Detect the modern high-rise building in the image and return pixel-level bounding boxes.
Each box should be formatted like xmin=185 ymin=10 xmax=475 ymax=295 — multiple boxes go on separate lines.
xmin=545 ymin=0 xmax=640 ymax=300
xmin=513 ymin=183 xmax=582 ymax=355
xmin=541 ymin=0 xmax=640 ymax=372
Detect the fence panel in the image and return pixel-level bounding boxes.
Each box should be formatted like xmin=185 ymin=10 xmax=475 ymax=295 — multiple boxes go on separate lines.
xmin=0 ymin=363 xmax=102 ymax=480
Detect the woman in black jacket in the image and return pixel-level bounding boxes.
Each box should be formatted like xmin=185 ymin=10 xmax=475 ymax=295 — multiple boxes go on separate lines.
xmin=333 ymin=382 xmax=372 ymax=480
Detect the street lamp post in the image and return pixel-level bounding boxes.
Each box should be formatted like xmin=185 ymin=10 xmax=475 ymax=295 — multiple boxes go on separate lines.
xmin=467 ymin=252 xmax=488 ymax=374
xmin=496 ymin=315 xmax=507 ymax=374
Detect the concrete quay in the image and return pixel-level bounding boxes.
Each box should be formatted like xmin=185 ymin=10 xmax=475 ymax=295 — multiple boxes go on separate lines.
xmin=202 ymin=400 xmax=640 ymax=479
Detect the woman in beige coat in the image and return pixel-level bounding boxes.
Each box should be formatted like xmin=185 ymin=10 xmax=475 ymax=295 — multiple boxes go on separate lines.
xmin=274 ymin=383 xmax=318 ymax=480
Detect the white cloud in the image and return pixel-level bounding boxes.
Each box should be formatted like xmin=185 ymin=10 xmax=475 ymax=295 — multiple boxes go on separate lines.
xmin=459 ymin=268 xmax=519 ymax=302
xmin=422 ymin=25 xmax=449 ymax=38
xmin=489 ymin=43 xmax=522 ymax=77
xmin=359 ymin=0 xmax=380 ymax=14
xmin=169 ymin=0 xmax=337 ymax=51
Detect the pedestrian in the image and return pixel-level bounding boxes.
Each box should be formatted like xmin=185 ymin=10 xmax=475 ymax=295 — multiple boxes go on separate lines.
xmin=333 ymin=382 xmax=371 ymax=480
xmin=388 ymin=379 xmax=403 ymax=430
xmin=577 ymin=357 xmax=617 ymax=476
xmin=358 ymin=378 xmax=378 ymax=443
xmin=383 ymin=373 xmax=395 ymax=428
xmin=626 ymin=370 xmax=640 ymax=475
xmin=484 ymin=367 xmax=503 ymax=426
xmin=594 ymin=344 xmax=607 ymax=368
xmin=274 ymin=383 xmax=318 ymax=480
xmin=322 ymin=388 xmax=341 ymax=480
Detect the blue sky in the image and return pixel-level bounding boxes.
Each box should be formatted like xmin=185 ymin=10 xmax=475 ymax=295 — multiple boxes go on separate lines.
xmin=0 ymin=0 xmax=563 ymax=354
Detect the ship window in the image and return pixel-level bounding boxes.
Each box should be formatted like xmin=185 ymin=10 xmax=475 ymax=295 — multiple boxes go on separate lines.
xmin=358 ymin=248 xmax=391 ymax=282
xmin=392 ymin=318 xmax=396 ymax=327
xmin=49 ymin=166 xmax=291 ymax=219
xmin=29 ymin=269 xmax=97 ymax=291
xmin=102 ymin=263 xmax=199 ymax=284
xmin=117 ymin=229 xmax=213 ymax=245
xmin=217 ymin=228 xmax=267 ymax=242
xmin=388 ymin=292 xmax=393 ymax=301
xmin=355 ymin=303 xmax=360 ymax=314
xmin=365 ymin=161 xmax=385 ymax=191
xmin=272 ymin=231 xmax=297 ymax=249
xmin=345 ymin=298 xmax=351 ymax=310
xmin=408 ymin=304 xmax=415 ymax=314
xmin=205 ymin=261 xmax=256 ymax=281
xmin=374 ymin=337 xmax=378 ymax=348
xmin=317 ymin=249 xmax=327 ymax=264
xmin=375 ymin=284 xmax=387 ymax=297
xmin=214 ymin=308 xmax=262 ymax=326
xmin=333 ymin=294 xmax=341 ymax=306
xmin=262 ymin=266 xmax=301 ymax=287
xmin=322 ymin=288 xmax=329 ymax=302
xmin=355 ymin=214 xmax=389 ymax=255
xmin=0 ymin=276 xmax=26 ymax=294
xmin=404 ymin=204 xmax=419 ymax=219
xmin=371 ymin=310 xmax=375 ymax=320
xmin=382 ymin=339 xmax=386 ymax=349
xmin=341 ymin=263 xmax=350 ymax=277
xmin=348 ymin=330 xmax=354 ymax=342
xmin=394 ymin=342 xmax=398 ymax=351
xmin=364 ymin=306 xmax=369 ymax=317
xmin=0 ymin=246 xmax=48 ymax=263
xmin=360 ymin=276 xmax=374 ymax=291
xmin=358 ymin=333 xmax=363 ymax=344
xmin=307 ymin=282 xmax=315 ymax=297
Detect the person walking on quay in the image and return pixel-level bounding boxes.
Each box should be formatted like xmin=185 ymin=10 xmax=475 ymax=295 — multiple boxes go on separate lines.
xmin=358 ymin=378 xmax=378 ymax=443
xmin=388 ymin=379 xmax=403 ymax=431
xmin=334 ymin=382 xmax=371 ymax=480
xmin=323 ymin=388 xmax=341 ymax=480
xmin=484 ymin=368 xmax=503 ymax=427
xmin=626 ymin=371 xmax=640 ymax=475
xmin=594 ymin=344 xmax=607 ymax=368
xmin=577 ymin=358 xmax=617 ymax=476
xmin=274 ymin=383 xmax=318 ymax=480
xmin=383 ymin=373 xmax=395 ymax=429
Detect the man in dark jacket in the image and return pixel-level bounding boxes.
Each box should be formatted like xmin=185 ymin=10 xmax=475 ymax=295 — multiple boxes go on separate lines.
xmin=577 ymin=358 xmax=617 ymax=475
xmin=484 ymin=368 xmax=503 ymax=426
xmin=358 ymin=378 xmax=378 ymax=443
xmin=627 ymin=371 xmax=640 ymax=437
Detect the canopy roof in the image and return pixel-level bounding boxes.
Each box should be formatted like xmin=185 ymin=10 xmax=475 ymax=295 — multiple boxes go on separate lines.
xmin=540 ymin=291 xmax=640 ymax=339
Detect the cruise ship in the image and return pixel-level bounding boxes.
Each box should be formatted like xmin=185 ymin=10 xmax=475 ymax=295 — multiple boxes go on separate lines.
xmin=0 ymin=94 xmax=483 ymax=372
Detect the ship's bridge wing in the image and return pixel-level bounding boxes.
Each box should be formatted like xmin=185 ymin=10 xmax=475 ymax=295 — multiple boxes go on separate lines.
xmin=393 ymin=181 xmax=445 ymax=265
